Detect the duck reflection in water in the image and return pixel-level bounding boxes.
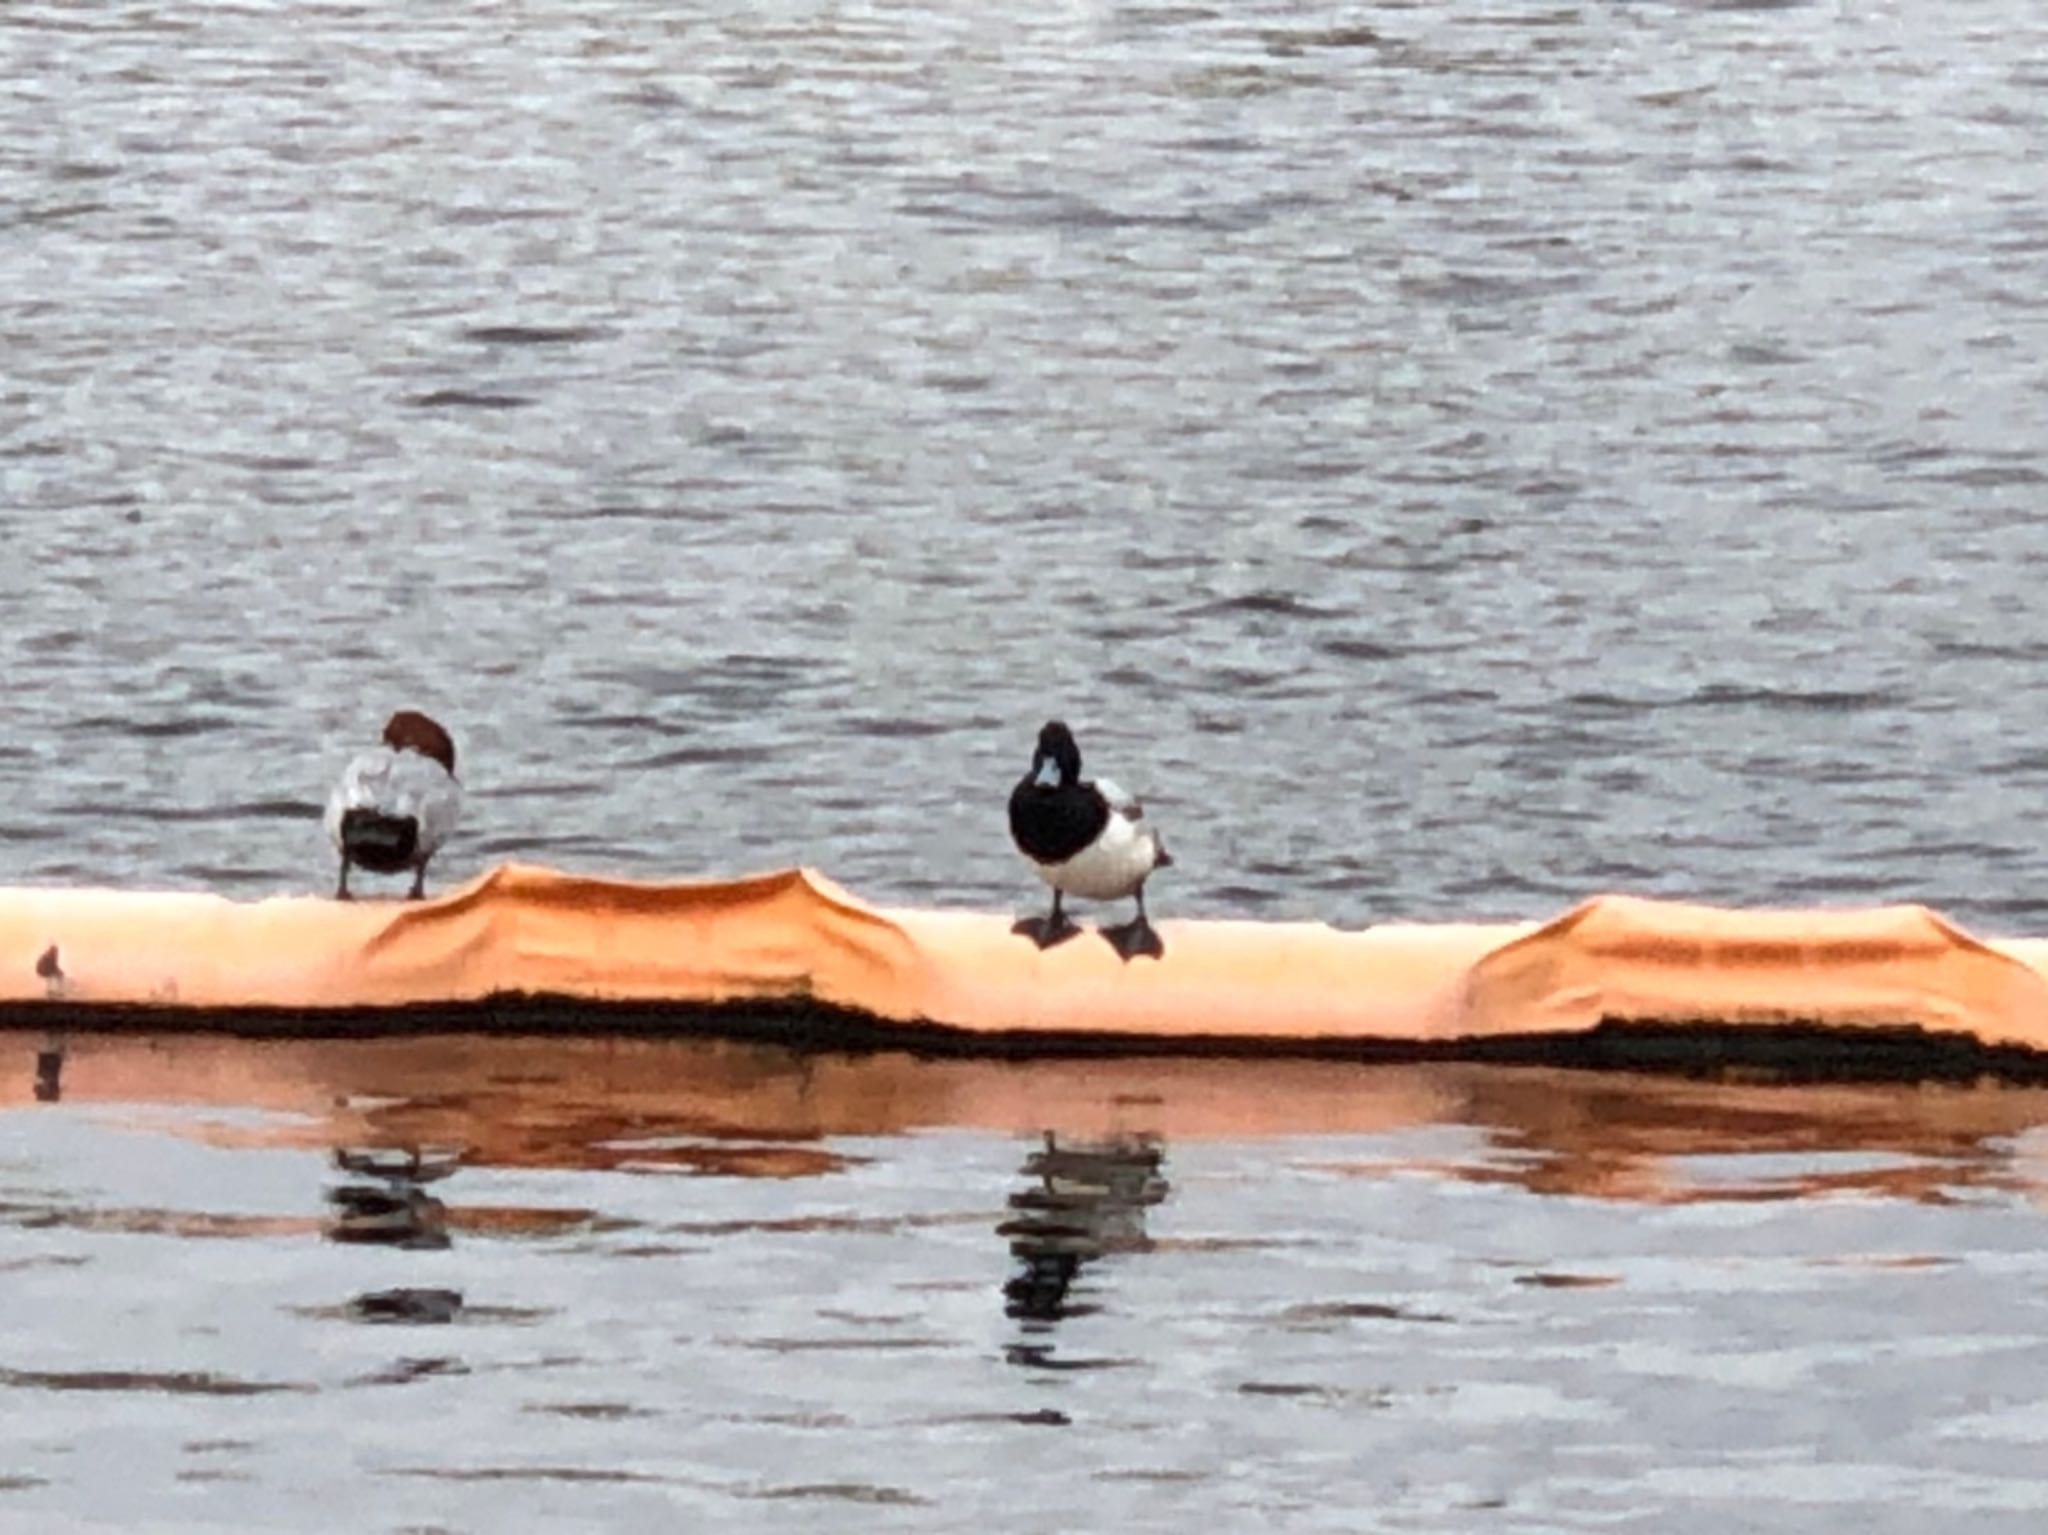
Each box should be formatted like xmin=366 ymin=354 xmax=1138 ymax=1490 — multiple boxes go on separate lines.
xmin=30 ymin=947 xmax=64 ymax=1103
xmin=326 ymin=1147 xmax=461 ymax=1250
xmin=999 ymin=1131 xmax=1168 ymax=1367
xmin=326 ymin=1147 xmax=465 ymax=1324
xmin=32 ymin=1043 xmax=63 ymax=1103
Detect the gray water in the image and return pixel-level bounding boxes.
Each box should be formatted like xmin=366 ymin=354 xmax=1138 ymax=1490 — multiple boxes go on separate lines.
xmin=6 ymin=0 xmax=2048 ymax=924
xmin=7 ymin=0 xmax=2048 ymax=1527
xmin=6 ymin=1035 xmax=2048 ymax=1533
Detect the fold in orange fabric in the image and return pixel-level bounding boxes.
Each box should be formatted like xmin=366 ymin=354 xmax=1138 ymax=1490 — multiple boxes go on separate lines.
xmin=6 ymin=864 xmax=2048 ymax=1051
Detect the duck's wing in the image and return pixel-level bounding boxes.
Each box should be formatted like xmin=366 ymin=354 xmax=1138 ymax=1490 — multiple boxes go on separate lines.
xmin=325 ymin=749 xmax=396 ymax=848
xmin=384 ymin=751 xmax=463 ymax=857
xmin=1092 ymin=777 xmax=1171 ymax=867
xmin=1091 ymin=777 xmax=1149 ymax=824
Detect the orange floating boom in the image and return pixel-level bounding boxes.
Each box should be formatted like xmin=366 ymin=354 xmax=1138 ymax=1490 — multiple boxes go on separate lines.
xmin=4 ymin=864 xmax=2048 ymax=1064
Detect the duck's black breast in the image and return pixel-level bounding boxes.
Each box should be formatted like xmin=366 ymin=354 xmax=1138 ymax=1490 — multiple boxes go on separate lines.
xmin=1009 ymin=779 xmax=1110 ymax=865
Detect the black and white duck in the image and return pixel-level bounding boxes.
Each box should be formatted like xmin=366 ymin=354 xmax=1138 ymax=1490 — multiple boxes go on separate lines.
xmin=1007 ymin=720 xmax=1173 ymax=961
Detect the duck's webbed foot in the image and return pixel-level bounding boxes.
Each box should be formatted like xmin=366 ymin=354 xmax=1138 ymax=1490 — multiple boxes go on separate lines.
xmin=1012 ymin=912 xmax=1082 ymax=950
xmin=1012 ymin=894 xmax=1081 ymax=950
xmin=1100 ymin=915 xmax=1164 ymax=962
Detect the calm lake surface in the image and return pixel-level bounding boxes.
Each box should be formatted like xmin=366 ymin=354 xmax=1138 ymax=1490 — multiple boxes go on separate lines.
xmin=7 ymin=0 xmax=2048 ymax=1526
xmin=6 ymin=0 xmax=2048 ymax=927
xmin=4 ymin=1035 xmax=2048 ymax=1532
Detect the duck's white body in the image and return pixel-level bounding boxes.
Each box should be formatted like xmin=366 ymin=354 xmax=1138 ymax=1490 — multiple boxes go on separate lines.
xmin=1028 ymin=779 xmax=1164 ymax=902
xmin=324 ymin=747 xmax=463 ymax=862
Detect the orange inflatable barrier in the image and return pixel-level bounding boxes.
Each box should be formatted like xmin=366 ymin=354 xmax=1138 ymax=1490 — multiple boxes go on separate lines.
xmin=5 ymin=863 xmax=2048 ymax=1069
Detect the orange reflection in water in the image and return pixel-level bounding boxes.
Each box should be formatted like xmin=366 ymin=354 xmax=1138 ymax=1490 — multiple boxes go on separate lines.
xmin=1330 ymin=1070 xmax=2048 ymax=1205
xmin=7 ymin=1031 xmax=2048 ymax=1205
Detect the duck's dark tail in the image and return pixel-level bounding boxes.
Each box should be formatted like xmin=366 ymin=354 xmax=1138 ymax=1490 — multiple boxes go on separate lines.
xmin=339 ymin=809 xmax=420 ymax=874
xmin=1153 ymin=838 xmax=1174 ymax=870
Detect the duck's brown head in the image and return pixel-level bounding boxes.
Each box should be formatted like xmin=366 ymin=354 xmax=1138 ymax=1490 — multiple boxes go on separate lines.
xmin=382 ymin=710 xmax=457 ymax=776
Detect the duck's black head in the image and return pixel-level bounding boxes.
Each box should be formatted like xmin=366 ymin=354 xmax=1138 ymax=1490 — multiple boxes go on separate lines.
xmin=1028 ymin=720 xmax=1082 ymax=790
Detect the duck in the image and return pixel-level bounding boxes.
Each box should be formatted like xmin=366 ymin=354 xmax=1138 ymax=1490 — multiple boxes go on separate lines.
xmin=1007 ymin=720 xmax=1173 ymax=960
xmin=324 ymin=710 xmax=463 ymax=901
